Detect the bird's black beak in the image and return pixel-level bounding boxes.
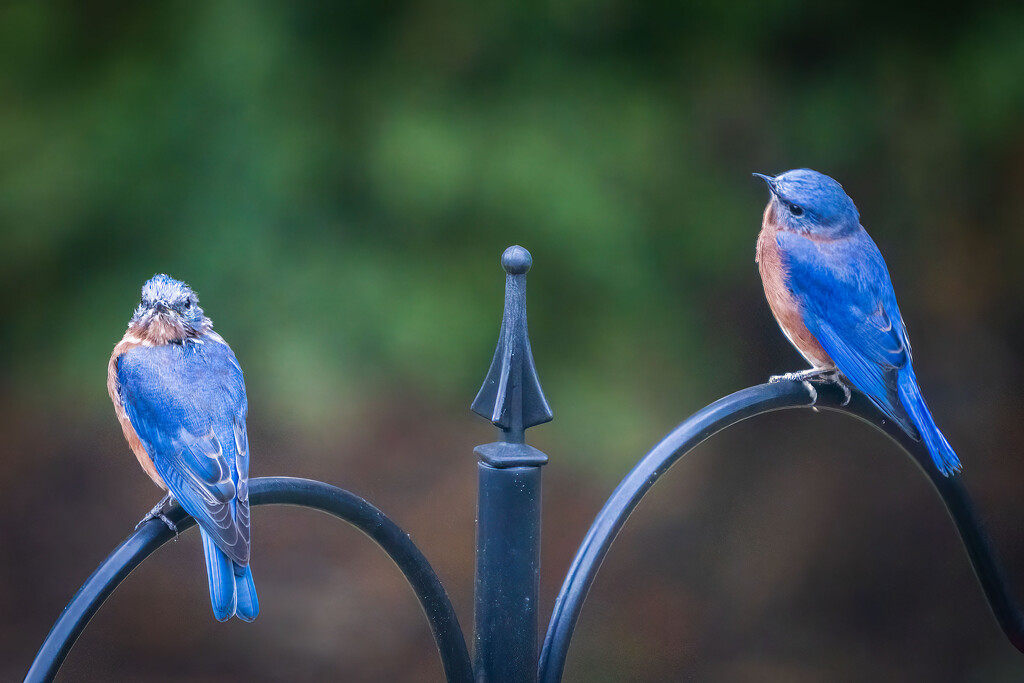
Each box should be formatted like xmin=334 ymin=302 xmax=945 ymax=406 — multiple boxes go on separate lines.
xmin=154 ymin=301 xmax=170 ymax=314
xmin=752 ymin=172 xmax=780 ymax=196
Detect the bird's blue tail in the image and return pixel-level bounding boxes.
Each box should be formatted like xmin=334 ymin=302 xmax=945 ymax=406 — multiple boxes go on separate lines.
xmin=897 ymin=368 xmax=961 ymax=476
xmin=201 ymin=530 xmax=259 ymax=622
xmin=234 ymin=563 xmax=259 ymax=622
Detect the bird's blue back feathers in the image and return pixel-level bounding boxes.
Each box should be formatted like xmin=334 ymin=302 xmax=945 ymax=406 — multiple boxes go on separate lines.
xmin=779 ymin=228 xmax=918 ymax=437
xmin=118 ymin=335 xmax=252 ymax=565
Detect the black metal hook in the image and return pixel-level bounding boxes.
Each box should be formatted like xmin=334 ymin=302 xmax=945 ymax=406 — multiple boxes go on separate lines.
xmin=24 ymin=477 xmax=474 ymax=683
xmin=539 ymin=380 xmax=1024 ymax=682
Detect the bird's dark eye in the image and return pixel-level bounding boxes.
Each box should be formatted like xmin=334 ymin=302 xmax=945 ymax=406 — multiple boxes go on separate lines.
xmin=184 ymin=300 xmax=192 ymax=309
xmin=789 ymin=204 xmax=804 ymax=217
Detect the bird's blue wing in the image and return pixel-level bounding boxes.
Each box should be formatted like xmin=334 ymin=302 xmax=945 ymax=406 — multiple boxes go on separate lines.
xmin=118 ymin=337 xmax=251 ymax=565
xmin=778 ymin=230 xmax=918 ymax=436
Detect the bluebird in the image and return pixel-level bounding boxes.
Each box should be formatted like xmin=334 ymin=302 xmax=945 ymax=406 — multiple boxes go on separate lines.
xmin=107 ymin=275 xmax=258 ymax=621
xmin=754 ymin=169 xmax=961 ymax=476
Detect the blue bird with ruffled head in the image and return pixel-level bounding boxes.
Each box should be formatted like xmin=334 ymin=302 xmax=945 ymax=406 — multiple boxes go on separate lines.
xmin=754 ymin=168 xmax=961 ymax=476
xmin=107 ymin=274 xmax=259 ymax=621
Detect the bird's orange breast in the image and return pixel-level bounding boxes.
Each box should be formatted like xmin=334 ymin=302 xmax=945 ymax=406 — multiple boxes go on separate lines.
xmin=107 ymin=334 xmax=166 ymax=489
xmin=756 ymin=204 xmax=834 ymax=369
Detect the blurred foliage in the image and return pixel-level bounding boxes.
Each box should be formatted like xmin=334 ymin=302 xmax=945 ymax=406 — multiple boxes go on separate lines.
xmin=3 ymin=1 xmax=1024 ymax=681
xmin=3 ymin=0 xmax=1022 ymax=471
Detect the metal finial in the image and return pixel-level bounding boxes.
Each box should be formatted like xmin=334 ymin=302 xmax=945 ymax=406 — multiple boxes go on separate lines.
xmin=501 ymin=245 xmax=532 ymax=275
xmin=472 ymin=245 xmax=553 ymax=439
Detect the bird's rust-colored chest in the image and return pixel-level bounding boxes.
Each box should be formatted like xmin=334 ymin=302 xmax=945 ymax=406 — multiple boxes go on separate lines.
xmin=108 ymin=336 xmax=167 ymax=489
xmin=756 ymin=205 xmax=833 ymax=369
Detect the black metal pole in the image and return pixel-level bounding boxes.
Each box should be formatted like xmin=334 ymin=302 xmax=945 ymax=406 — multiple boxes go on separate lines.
xmin=475 ymin=460 xmax=543 ymax=681
xmin=471 ymin=246 xmax=553 ymax=682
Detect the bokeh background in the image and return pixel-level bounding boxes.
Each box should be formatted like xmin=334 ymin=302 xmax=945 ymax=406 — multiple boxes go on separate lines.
xmin=3 ymin=1 xmax=1024 ymax=681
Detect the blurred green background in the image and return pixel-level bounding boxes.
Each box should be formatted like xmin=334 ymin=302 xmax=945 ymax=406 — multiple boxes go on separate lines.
xmin=3 ymin=1 xmax=1024 ymax=681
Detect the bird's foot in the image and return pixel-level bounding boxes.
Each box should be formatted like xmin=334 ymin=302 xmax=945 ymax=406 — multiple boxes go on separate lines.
xmin=769 ymin=368 xmax=852 ymax=407
xmin=136 ymin=494 xmax=178 ymax=538
xmin=829 ymin=372 xmax=853 ymax=406
xmin=769 ymin=368 xmax=831 ymax=384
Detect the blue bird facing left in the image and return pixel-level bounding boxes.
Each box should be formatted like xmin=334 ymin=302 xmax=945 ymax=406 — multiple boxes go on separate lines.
xmin=107 ymin=274 xmax=258 ymax=621
xmin=754 ymin=169 xmax=961 ymax=477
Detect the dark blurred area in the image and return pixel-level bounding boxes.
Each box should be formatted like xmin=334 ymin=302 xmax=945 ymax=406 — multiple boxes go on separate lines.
xmin=2 ymin=0 xmax=1024 ymax=680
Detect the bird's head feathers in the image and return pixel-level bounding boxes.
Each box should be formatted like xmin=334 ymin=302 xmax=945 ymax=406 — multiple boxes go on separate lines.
xmin=755 ymin=168 xmax=860 ymax=238
xmin=128 ymin=274 xmax=212 ymax=344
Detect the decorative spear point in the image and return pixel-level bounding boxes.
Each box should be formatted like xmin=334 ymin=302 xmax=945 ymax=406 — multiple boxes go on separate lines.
xmin=472 ymin=246 xmax=553 ymax=438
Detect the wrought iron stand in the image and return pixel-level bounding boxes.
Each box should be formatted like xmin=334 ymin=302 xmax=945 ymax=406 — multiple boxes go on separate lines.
xmin=24 ymin=246 xmax=1024 ymax=682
